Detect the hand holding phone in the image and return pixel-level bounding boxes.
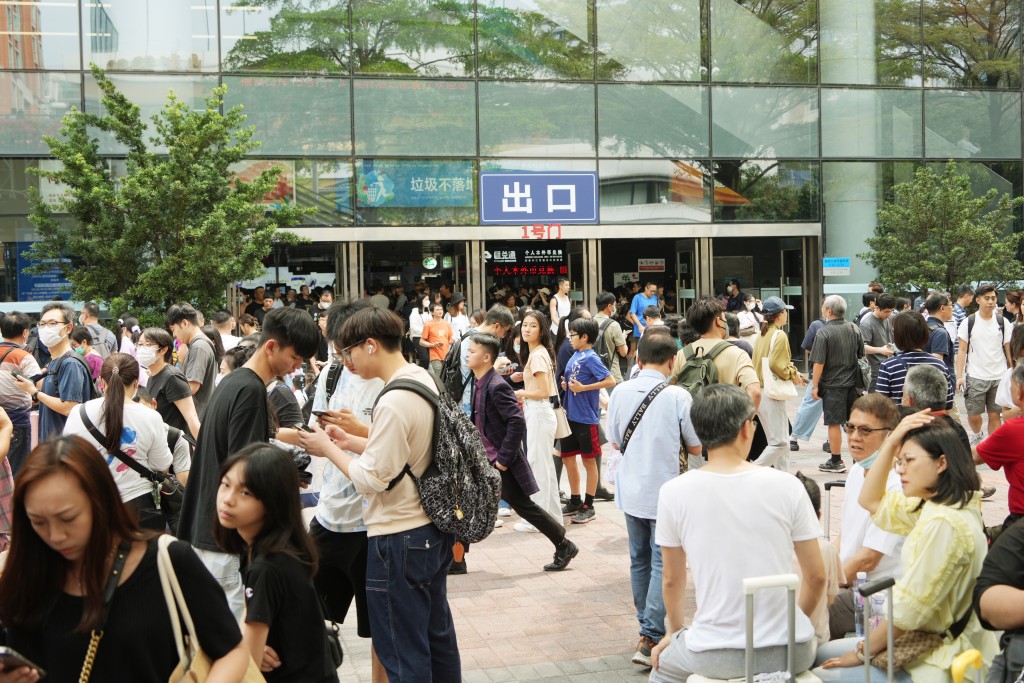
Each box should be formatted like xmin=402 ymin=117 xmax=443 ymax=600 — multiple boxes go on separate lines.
xmin=0 ymin=647 xmax=45 ymax=679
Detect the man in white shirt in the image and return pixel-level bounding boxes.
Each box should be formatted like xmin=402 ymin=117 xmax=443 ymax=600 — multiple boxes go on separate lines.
xmin=956 ymin=285 xmax=1013 ymax=445
xmin=651 ymin=384 xmax=824 ymax=682
xmin=826 ymin=394 xmax=904 ymax=639
xmin=212 ymin=310 xmax=240 ymax=351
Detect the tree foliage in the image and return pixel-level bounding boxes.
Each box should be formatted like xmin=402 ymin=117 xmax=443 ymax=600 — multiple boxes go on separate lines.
xmin=860 ymin=161 xmax=1024 ymax=293
xmin=25 ymin=65 xmax=311 ymax=314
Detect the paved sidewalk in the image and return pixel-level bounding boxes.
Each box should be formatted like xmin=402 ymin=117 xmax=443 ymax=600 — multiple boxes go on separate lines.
xmin=333 ymin=394 xmax=1011 ymax=682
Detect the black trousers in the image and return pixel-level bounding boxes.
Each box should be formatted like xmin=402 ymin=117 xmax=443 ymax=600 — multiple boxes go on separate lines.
xmin=499 ymin=467 xmax=565 ymax=547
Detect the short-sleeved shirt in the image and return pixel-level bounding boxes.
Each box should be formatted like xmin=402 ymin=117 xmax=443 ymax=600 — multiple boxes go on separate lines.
xmin=840 ymin=462 xmax=904 ymax=581
xmin=39 ymin=351 xmax=91 ymax=440
xmin=182 ymin=335 xmax=217 ymax=418
xmin=953 ymin=303 xmax=968 ymax=353
xmin=421 ymin=319 xmax=453 ymax=362
xmin=593 ymin=312 xmax=626 ymax=383
xmin=0 ymin=342 xmax=41 ymax=424
xmin=974 ymin=519 xmax=1024 ymax=636
xmin=875 ymin=351 xmax=955 ymax=409
xmin=976 ymin=417 xmax=1024 ymax=515
xmin=562 ymin=349 xmax=611 ymax=424
xmin=810 ymin=320 xmax=864 ymax=388
xmin=523 ymin=346 xmax=555 ymax=398
xmin=147 ymin=364 xmax=193 ymax=433
xmin=244 ymin=552 xmax=339 ymax=683
xmin=959 ymin=315 xmax=1013 ymax=381
xmin=629 ymin=293 xmax=659 ymax=336
xmin=669 ymin=337 xmax=759 ymax=390
xmin=925 ymin=316 xmax=954 ymax=374
xmin=800 ymin=319 xmax=826 ymax=353
xmin=860 ymin=313 xmax=894 ymax=374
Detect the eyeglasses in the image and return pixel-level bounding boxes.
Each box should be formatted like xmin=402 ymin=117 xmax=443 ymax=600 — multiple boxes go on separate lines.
xmin=340 ymin=339 xmax=366 ymax=362
xmin=38 ymin=320 xmax=67 ymax=328
xmin=842 ymin=423 xmax=892 ymax=437
xmin=569 ymin=333 xmax=579 ymax=339
xmin=893 ymin=456 xmax=917 ymax=471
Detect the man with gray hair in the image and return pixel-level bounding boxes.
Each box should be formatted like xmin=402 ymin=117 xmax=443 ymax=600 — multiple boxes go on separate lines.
xmin=651 ymin=384 xmax=824 ymax=681
xmin=974 ymin=362 xmax=1024 ymax=529
xmin=810 ymin=295 xmax=865 ymax=473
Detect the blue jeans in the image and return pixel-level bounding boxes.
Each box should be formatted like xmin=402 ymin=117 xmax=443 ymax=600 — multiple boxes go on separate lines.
xmin=625 ymin=513 xmax=665 ymax=640
xmin=8 ymin=424 xmax=31 ymax=476
xmin=366 ymin=523 xmax=461 ymax=682
xmin=812 ymin=637 xmax=913 ymax=683
xmin=791 ymin=383 xmax=824 ymax=442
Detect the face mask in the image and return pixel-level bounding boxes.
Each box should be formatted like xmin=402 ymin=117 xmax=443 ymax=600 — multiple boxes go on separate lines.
xmin=745 ymin=302 xmax=756 ymax=311
xmin=38 ymin=325 xmax=67 ymax=349
xmin=319 ymin=301 xmax=330 ymax=310
xmin=858 ymin=450 xmax=880 ymax=470
xmin=74 ymin=347 xmax=85 ymax=355
xmin=136 ymin=346 xmax=160 ymax=367
xmin=727 ymin=286 xmax=734 ymax=293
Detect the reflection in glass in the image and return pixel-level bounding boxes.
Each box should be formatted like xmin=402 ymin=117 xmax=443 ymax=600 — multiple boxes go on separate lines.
xmin=710 ymin=0 xmax=817 ymax=83
xmin=0 ymin=0 xmax=80 ymax=70
xmin=83 ymin=0 xmax=218 ymax=71
xmin=0 ymin=72 xmax=81 ymax=155
xmin=477 ymin=0 xmax=596 ymax=80
xmin=479 ymin=82 xmax=595 ymax=157
xmin=922 ymin=0 xmax=1021 ymax=89
xmin=713 ymin=160 xmax=820 ymax=221
xmin=595 ymin=0 xmax=702 ymax=81
xmin=354 ymin=80 xmax=476 ymax=156
xmin=820 ymin=0 xmax=923 ymax=86
xmin=598 ymin=85 xmax=708 ymax=157
xmin=925 ymin=161 xmax=1023 ymax=231
xmin=354 ymin=159 xmax=478 ymax=225
xmin=352 ymin=0 xmax=473 ymax=76
xmin=711 ymin=86 xmax=818 ymax=158
xmin=222 ymin=76 xmax=351 ymax=155
xmin=924 ymin=90 xmax=1022 ymax=159
xmin=221 ymin=0 xmax=350 ymax=74
xmin=295 ymin=159 xmax=354 ymax=226
xmin=599 ymin=159 xmax=712 ymax=223
xmin=821 ymin=88 xmax=922 ymax=158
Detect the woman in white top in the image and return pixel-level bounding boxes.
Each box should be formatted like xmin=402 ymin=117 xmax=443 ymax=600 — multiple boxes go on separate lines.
xmin=445 ymin=293 xmax=470 ymax=339
xmin=549 ymin=278 xmax=571 ymax=334
xmin=409 ymin=293 xmax=431 ymax=369
xmin=63 ymin=352 xmax=172 ymax=530
xmin=736 ymin=293 xmax=764 ymax=338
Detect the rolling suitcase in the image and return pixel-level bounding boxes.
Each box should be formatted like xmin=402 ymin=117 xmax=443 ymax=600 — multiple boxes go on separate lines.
xmin=823 ymin=480 xmax=845 ymax=541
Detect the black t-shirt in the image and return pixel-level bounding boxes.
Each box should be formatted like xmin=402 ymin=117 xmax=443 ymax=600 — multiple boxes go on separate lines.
xmin=7 ymin=539 xmax=241 ymax=681
xmin=178 ymin=368 xmax=270 ymax=551
xmin=243 ymin=552 xmax=338 ymax=683
xmin=974 ymin=518 xmax=1024 ymax=637
xmin=269 ymin=380 xmax=303 ymax=428
xmin=147 ymin=364 xmax=192 ymax=432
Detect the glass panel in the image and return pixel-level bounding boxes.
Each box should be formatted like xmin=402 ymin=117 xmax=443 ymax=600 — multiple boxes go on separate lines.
xmin=598 ymin=84 xmax=709 ymax=157
xmin=923 ymin=0 xmax=1021 ymax=89
xmin=0 ymin=72 xmax=81 ymax=155
xmin=924 ymin=90 xmax=1022 ymax=159
xmin=711 ymin=86 xmax=819 ymax=158
xmin=821 ymin=88 xmax=922 ymax=158
xmin=712 ymin=160 xmax=820 ymax=221
xmin=477 ymin=0 xmax=594 ymax=80
xmin=595 ymin=0 xmax=703 ymax=82
xmin=0 ymin=0 xmax=80 ymax=70
xmin=351 ymin=0 xmax=473 ymax=77
xmin=353 ymin=79 xmax=476 ymax=156
xmin=354 ymin=159 xmax=478 ymax=225
xmin=296 ymin=159 xmax=353 ymax=226
xmin=222 ymin=76 xmax=351 ymax=156
xmin=479 ymin=82 xmax=595 ymax=157
xmin=480 ymin=158 xmax=598 ymax=172
xmin=925 ymin=160 xmax=1024 ymax=230
xmin=710 ymin=0 xmax=817 ymax=83
xmin=82 ymin=0 xmax=218 ymax=71
xmin=221 ymin=0 xmax=351 ymax=74
xmin=599 ymin=159 xmax=712 ymax=223
xmin=820 ymin=0 xmax=923 ymax=86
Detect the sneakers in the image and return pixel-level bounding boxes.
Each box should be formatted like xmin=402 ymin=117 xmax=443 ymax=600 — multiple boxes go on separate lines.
xmin=494 ymin=518 xmax=504 ymax=528
xmin=498 ymin=506 xmax=512 ymax=518
xmin=632 ymin=636 xmax=659 ymax=667
xmin=789 ymin=440 xmax=799 ymax=452
xmin=969 ymin=431 xmax=986 ymax=447
xmin=982 ymin=485 xmax=997 ymax=499
xmin=818 ymin=458 xmax=847 ymax=474
xmin=562 ymin=499 xmax=583 ymax=516
xmin=822 ymin=441 xmax=832 ymax=453
xmin=514 ymin=521 xmax=539 ymax=533
xmin=571 ymin=505 xmax=596 ymax=524
xmin=594 ymin=487 xmax=616 ymax=502
xmin=559 ymin=491 xmax=569 ymax=505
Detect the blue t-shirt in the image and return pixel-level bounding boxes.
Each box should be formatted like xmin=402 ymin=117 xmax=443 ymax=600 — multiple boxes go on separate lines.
xmin=39 ymin=352 xmax=91 ymax=440
xmin=629 ymin=293 xmax=660 ymax=336
xmin=800 ymin=318 xmax=826 ymax=352
xmin=562 ymin=349 xmax=611 ymax=425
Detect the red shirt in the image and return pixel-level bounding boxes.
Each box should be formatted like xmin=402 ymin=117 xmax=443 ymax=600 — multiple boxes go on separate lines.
xmin=977 ymin=416 xmax=1024 ymax=514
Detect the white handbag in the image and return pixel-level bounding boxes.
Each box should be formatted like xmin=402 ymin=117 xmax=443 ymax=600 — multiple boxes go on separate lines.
xmin=762 ymin=330 xmax=799 ymax=401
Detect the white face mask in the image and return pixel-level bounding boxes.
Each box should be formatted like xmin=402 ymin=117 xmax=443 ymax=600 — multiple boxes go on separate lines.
xmin=136 ymin=346 xmax=160 ymax=367
xmin=745 ymin=302 xmax=756 ymax=311
xmin=38 ymin=325 xmax=67 ymax=349
xmin=319 ymin=301 xmax=330 ymax=310
xmin=727 ymin=286 xmax=734 ymax=294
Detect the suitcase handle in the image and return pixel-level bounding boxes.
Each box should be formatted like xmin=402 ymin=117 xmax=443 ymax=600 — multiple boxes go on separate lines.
xmin=858 ymin=577 xmax=895 ymax=598
xmin=743 ymin=573 xmax=800 ymax=595
xmin=858 ymin=579 xmax=896 ymax=683
xmin=824 ymin=480 xmax=846 ymax=491
xmin=743 ymin=574 xmax=800 ymax=683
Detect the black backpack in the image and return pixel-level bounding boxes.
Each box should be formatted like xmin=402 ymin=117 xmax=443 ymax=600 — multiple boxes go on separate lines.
xmin=51 ymin=352 xmax=101 ymax=400
xmin=964 ymin=313 xmax=1006 ymax=362
xmin=301 ymin=359 xmax=344 ymax=422
xmin=672 ymin=342 xmax=731 ymax=397
xmin=437 ymin=330 xmax=475 ymax=400
xmin=376 ymin=373 xmax=500 ymax=544
xmin=594 ymin=318 xmax=616 ymax=370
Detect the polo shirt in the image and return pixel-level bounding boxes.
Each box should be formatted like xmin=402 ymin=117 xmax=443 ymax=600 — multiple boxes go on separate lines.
xmin=977 ymin=417 xmax=1024 ymax=515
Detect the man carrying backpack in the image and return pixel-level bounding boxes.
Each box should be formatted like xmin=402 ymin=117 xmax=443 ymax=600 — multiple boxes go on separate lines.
xmin=78 ymin=301 xmax=117 ymax=359
xmin=957 ymin=284 xmax=1013 ymax=445
xmin=594 ymin=292 xmax=629 ymax=385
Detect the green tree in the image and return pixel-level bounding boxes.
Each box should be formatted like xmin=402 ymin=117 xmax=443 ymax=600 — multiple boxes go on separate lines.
xmin=860 ymin=161 xmax=1024 ymax=293
xmin=24 ymin=65 xmax=311 ymax=315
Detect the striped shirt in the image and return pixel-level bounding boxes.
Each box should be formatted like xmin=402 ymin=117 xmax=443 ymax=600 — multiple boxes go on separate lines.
xmin=875 ymin=351 xmax=954 ymax=409
xmin=952 ymin=303 xmax=968 ymax=354
xmin=810 ymin=319 xmax=865 ymax=388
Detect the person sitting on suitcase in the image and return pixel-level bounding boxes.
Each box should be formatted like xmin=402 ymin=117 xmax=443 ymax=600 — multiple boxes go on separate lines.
xmin=650 ymin=384 xmax=825 ymax=682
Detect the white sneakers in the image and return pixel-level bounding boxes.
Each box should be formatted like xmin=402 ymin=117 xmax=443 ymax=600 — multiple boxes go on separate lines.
xmin=514 ymin=521 xmax=539 ymax=533
xmin=969 ymin=431 xmax=986 ymax=447
xmin=497 ymin=507 xmax=512 ymax=518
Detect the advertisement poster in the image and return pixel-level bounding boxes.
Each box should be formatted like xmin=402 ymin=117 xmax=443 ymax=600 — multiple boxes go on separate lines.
xmin=231 ymin=160 xmax=296 ymax=210
xmin=356 ymin=160 xmax=475 ymax=208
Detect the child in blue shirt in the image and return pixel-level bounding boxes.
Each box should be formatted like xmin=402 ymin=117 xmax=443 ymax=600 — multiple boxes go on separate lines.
xmin=559 ymin=317 xmax=615 ymax=524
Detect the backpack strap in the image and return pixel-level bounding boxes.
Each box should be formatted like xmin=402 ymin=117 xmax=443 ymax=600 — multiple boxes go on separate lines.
xmin=0 ymin=344 xmax=19 ymax=366
xmin=324 ymin=360 xmax=344 ymax=403
xmin=704 ymin=341 xmax=732 ymax=360
xmin=52 ymin=351 xmax=96 ymax=394
xmin=373 ymin=376 xmax=441 ymax=492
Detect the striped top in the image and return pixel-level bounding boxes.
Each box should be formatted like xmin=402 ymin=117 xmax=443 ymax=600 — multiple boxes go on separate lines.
xmin=875 ymin=351 xmax=954 ymax=408
xmin=810 ymin=319 xmax=865 ymax=388
xmin=952 ymin=303 xmax=968 ymax=354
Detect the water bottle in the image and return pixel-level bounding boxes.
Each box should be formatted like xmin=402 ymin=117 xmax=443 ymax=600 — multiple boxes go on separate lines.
xmin=870 ymin=593 xmax=887 ymax=632
xmin=853 ymin=572 xmax=868 ymax=637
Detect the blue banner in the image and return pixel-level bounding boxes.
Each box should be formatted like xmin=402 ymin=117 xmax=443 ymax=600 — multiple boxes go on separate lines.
xmin=479 ymin=172 xmax=599 ymax=224
xmin=16 ymin=242 xmax=71 ymax=302
xmin=356 ymin=160 xmax=475 ymax=208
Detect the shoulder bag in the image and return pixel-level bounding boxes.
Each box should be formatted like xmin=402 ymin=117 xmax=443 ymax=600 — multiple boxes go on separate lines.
xmin=78 ymin=540 xmax=131 ymax=682
xmin=548 ymin=373 xmax=572 ymax=439
xmin=868 ymin=603 xmax=974 ymax=670
xmin=761 ymin=330 xmax=799 ymax=401
xmin=156 ymin=536 xmax=265 ymax=682
xmin=619 ymin=382 xmax=669 ymax=455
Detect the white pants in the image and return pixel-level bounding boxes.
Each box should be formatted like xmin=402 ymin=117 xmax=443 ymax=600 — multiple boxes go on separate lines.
xmin=193 ymin=547 xmax=245 ymax=622
xmin=753 ymin=396 xmax=790 ymax=472
xmin=523 ymin=399 xmax=561 ymax=520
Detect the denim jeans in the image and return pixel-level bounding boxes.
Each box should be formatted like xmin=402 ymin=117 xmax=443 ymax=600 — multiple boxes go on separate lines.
xmin=366 ymin=523 xmax=461 ymax=682
xmin=791 ymin=382 xmax=824 ymax=442
xmin=625 ymin=513 xmax=665 ymax=641
xmin=7 ymin=424 xmax=31 ymax=476
xmin=812 ymin=637 xmax=913 ymax=683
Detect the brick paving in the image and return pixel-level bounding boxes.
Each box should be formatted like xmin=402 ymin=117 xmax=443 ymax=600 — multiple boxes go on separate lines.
xmin=333 ymin=394 xmax=1011 ymax=681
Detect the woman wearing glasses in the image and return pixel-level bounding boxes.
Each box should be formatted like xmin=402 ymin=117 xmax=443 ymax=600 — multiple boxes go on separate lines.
xmin=814 ymin=412 xmax=998 ymax=683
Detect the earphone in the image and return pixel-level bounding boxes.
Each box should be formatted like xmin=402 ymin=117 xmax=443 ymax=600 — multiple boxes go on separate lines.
xmin=368 ymin=345 xmax=375 ymax=355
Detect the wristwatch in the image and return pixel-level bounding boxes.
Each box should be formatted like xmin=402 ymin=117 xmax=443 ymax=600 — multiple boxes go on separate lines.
xmin=31 ymin=391 xmax=39 ymax=401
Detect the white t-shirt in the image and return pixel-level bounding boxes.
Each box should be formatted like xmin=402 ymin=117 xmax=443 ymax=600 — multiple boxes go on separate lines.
xmin=958 ymin=315 xmax=1012 ymax=380
xmin=220 ymin=333 xmax=240 ymax=351
xmin=840 ymin=462 xmax=904 ymax=581
xmin=63 ymin=399 xmax=173 ymax=503
xmin=167 ymin=426 xmax=192 ymax=474
xmin=995 ymin=366 xmax=1015 ymax=409
xmin=656 ymin=467 xmax=820 ymax=651
xmin=445 ymin=312 xmax=470 ymax=339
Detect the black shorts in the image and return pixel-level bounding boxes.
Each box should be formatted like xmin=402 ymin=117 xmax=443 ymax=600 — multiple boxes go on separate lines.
xmin=309 ymin=518 xmax=370 ymax=638
xmin=560 ymin=420 xmax=600 ymax=459
xmin=821 ymin=385 xmax=859 ymax=427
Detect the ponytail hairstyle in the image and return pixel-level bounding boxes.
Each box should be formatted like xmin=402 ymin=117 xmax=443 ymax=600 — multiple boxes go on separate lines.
xmin=99 ymin=353 xmax=140 ymax=455
xmin=118 ymin=316 xmax=142 ymax=346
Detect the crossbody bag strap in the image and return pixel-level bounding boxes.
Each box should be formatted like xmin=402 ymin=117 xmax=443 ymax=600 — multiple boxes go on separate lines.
xmin=78 ymin=539 xmax=131 ymax=683
xmin=156 ymin=535 xmax=197 ymax=664
xmin=77 ymin=405 xmax=162 ymax=484
xmin=620 ymin=382 xmax=669 ymax=455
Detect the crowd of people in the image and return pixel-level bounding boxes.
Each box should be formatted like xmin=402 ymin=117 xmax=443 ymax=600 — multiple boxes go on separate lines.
xmin=0 ymin=276 xmax=1022 ymax=683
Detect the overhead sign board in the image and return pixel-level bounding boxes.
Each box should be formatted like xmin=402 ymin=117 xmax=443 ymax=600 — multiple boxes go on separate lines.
xmin=823 ymin=257 xmax=851 ymax=277
xmin=479 ymin=172 xmax=598 ymax=224
xmin=638 ymin=258 xmax=665 ymax=272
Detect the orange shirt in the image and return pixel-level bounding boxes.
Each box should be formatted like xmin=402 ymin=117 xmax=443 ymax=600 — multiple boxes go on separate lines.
xmin=421 ymin=319 xmax=453 ymax=362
